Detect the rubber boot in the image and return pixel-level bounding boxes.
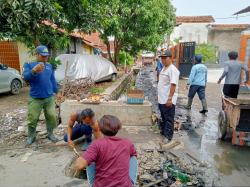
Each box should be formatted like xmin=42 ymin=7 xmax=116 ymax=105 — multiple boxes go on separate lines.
xmin=47 ymin=128 xmax=59 ymax=143
xmin=200 ymin=99 xmax=208 ymax=114
xmin=184 ymin=97 xmax=193 ymax=110
xmin=81 ymin=134 xmax=92 ymax=151
xmin=26 ymin=126 xmax=36 ymax=145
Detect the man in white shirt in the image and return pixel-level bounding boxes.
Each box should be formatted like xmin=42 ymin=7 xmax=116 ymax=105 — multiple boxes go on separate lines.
xmin=158 ymin=50 xmax=180 ymax=143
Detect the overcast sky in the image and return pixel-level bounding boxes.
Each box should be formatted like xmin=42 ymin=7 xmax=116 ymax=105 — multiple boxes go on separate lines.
xmin=172 ymin=0 xmax=250 ymax=24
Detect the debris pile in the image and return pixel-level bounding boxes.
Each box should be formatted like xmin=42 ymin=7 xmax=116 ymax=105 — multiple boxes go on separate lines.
xmin=60 ymin=78 xmax=95 ymax=100
xmin=137 ymin=147 xmax=205 ymax=187
xmin=0 ymin=108 xmax=27 ymax=144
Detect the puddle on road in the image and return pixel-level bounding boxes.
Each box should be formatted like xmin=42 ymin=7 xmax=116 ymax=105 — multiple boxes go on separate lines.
xmin=177 ymin=101 xmax=250 ymax=184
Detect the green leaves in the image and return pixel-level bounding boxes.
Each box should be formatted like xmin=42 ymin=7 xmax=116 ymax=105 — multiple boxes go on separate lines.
xmin=97 ymin=0 xmax=175 ymax=63
xmin=0 ymin=0 xmax=175 ymax=64
xmin=196 ymin=44 xmax=217 ymax=63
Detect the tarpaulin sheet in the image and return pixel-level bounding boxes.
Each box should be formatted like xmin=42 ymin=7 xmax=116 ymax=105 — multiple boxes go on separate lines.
xmin=55 ymin=54 xmax=117 ymax=82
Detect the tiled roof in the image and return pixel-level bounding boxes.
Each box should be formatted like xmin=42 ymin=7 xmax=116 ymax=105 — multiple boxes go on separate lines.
xmin=42 ymin=20 xmax=114 ymax=52
xmin=41 ymin=20 xmax=95 ymax=47
xmin=210 ymin=24 xmax=250 ymax=30
xmin=176 ymin=16 xmax=215 ymax=24
xmin=84 ymin=32 xmax=114 ymax=53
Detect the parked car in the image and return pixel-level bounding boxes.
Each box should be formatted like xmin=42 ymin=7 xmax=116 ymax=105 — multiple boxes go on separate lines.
xmin=55 ymin=54 xmax=117 ymax=83
xmin=0 ymin=64 xmax=23 ymax=94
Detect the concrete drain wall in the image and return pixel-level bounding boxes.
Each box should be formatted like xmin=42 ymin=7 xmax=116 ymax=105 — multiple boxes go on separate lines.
xmin=61 ymin=68 xmax=153 ymax=126
xmin=61 ymin=100 xmax=152 ymax=126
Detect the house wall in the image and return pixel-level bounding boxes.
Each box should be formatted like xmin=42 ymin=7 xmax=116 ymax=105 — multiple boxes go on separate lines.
xmin=53 ymin=38 xmax=94 ymax=57
xmin=171 ymin=23 xmax=209 ymax=44
xmin=208 ymin=29 xmax=243 ymax=52
xmin=0 ymin=41 xmax=21 ymax=72
xmin=17 ymin=42 xmax=36 ymax=72
xmin=208 ymin=29 xmax=246 ymax=63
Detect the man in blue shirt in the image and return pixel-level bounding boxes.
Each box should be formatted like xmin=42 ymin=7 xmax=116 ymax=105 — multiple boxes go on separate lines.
xmin=155 ymin=57 xmax=163 ymax=82
xmin=23 ymin=45 xmax=59 ymax=145
xmin=185 ymin=55 xmax=208 ymax=114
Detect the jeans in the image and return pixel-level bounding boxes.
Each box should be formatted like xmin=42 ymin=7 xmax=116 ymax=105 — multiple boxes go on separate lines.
xmin=27 ymin=96 xmax=57 ymax=129
xmin=188 ymin=85 xmax=206 ymax=100
xmin=86 ymin=156 xmax=138 ymax=187
xmin=64 ymin=123 xmax=92 ymax=142
xmin=158 ymin=104 xmax=175 ymax=140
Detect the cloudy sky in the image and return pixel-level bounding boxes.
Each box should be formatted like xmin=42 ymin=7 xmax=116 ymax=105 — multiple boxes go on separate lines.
xmin=172 ymin=0 xmax=250 ymax=24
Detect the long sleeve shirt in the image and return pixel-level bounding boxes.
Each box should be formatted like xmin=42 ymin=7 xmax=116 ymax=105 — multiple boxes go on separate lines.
xmin=23 ymin=62 xmax=58 ymax=98
xmin=187 ymin=64 xmax=207 ymax=86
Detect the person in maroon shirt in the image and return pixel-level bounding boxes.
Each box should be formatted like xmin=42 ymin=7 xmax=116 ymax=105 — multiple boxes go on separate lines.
xmin=75 ymin=115 xmax=138 ymax=187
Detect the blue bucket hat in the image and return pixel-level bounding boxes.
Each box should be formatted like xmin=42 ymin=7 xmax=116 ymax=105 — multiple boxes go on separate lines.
xmin=195 ymin=54 xmax=202 ymax=63
xmin=36 ymin=45 xmax=49 ymax=56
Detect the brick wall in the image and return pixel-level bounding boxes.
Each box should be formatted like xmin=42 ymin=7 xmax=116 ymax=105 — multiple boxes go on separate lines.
xmin=0 ymin=41 xmax=20 ymax=71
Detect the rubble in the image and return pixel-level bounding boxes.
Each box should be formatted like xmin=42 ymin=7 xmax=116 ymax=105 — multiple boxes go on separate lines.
xmin=59 ymin=77 xmax=94 ymax=100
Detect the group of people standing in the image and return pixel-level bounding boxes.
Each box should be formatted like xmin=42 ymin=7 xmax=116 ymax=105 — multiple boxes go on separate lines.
xmin=156 ymin=49 xmax=249 ymax=143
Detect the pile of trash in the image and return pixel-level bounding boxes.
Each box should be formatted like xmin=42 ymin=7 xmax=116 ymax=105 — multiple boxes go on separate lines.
xmin=138 ymin=149 xmax=205 ymax=187
xmin=0 ymin=108 xmax=27 ymax=144
xmin=60 ymin=77 xmax=94 ymax=100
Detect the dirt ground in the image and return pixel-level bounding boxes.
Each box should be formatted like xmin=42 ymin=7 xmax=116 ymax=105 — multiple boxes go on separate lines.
xmin=0 ymin=67 xmax=250 ymax=187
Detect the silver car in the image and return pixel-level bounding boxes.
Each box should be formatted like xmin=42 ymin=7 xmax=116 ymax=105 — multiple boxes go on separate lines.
xmin=0 ymin=64 xmax=23 ymax=94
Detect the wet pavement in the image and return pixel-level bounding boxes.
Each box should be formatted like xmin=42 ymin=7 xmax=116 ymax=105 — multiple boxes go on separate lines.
xmin=136 ymin=65 xmax=250 ymax=186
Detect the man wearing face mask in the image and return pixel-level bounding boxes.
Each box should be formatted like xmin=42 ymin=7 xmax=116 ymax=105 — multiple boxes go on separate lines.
xmin=23 ymin=45 xmax=59 ymax=145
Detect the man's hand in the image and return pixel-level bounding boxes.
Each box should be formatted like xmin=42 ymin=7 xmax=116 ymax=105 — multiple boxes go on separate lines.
xmin=217 ymin=79 xmax=221 ymax=84
xmin=68 ymin=140 xmax=75 ymax=148
xmin=165 ymin=98 xmax=172 ymax=107
xmin=32 ymin=63 xmax=44 ymax=73
xmin=56 ymin=93 xmax=65 ymax=103
xmin=74 ymin=157 xmax=88 ymax=170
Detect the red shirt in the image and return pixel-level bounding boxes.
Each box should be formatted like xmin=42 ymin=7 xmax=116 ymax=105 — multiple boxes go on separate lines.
xmin=82 ymin=136 xmax=137 ymax=187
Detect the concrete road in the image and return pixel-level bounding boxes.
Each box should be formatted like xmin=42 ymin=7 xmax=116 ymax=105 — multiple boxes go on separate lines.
xmin=178 ymin=68 xmax=250 ymax=186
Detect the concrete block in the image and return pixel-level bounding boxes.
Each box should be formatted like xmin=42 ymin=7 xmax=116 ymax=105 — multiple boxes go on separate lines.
xmin=61 ymin=100 xmax=153 ymax=126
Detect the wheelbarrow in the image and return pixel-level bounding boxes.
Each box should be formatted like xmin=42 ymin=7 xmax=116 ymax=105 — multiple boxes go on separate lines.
xmin=218 ymin=85 xmax=250 ymax=146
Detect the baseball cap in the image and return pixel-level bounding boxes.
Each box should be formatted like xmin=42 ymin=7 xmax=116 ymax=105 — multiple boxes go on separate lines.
xmin=159 ymin=50 xmax=172 ymax=57
xmin=36 ymin=45 xmax=49 ymax=56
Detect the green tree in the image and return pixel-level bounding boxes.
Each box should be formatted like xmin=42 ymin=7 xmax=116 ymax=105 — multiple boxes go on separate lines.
xmin=196 ymin=44 xmax=217 ymax=63
xmin=0 ymin=0 xmax=99 ymax=50
xmin=97 ymin=0 xmax=175 ymax=65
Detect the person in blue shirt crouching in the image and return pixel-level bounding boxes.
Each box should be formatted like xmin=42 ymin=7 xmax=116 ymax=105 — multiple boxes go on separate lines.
xmin=185 ymin=55 xmax=208 ymax=114
xmin=23 ymin=45 xmax=59 ymax=145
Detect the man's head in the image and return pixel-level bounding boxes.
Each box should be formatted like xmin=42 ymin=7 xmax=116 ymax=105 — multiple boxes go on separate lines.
xmin=228 ymin=51 xmax=238 ymax=60
xmin=159 ymin=50 xmax=172 ymax=67
xmin=36 ymin=45 xmax=49 ymax=62
xmin=80 ymin=108 xmax=95 ymax=125
xmin=194 ymin=54 xmax=202 ymax=64
xmin=98 ymin=115 xmax=122 ymax=136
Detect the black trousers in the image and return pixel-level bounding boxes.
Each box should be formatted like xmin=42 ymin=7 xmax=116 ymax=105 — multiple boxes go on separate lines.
xmin=223 ymin=84 xmax=239 ymax=98
xmin=158 ymin=104 xmax=175 ymax=140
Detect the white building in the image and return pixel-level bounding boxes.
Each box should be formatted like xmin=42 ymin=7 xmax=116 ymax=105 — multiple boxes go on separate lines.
xmin=170 ymin=16 xmax=215 ymax=45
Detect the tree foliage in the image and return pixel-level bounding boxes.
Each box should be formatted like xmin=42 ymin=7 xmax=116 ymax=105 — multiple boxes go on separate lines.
xmin=0 ymin=0 xmax=98 ymax=50
xmin=196 ymin=44 xmax=217 ymax=63
xmin=0 ymin=0 xmax=176 ymax=65
xmin=97 ymin=0 xmax=175 ymax=64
